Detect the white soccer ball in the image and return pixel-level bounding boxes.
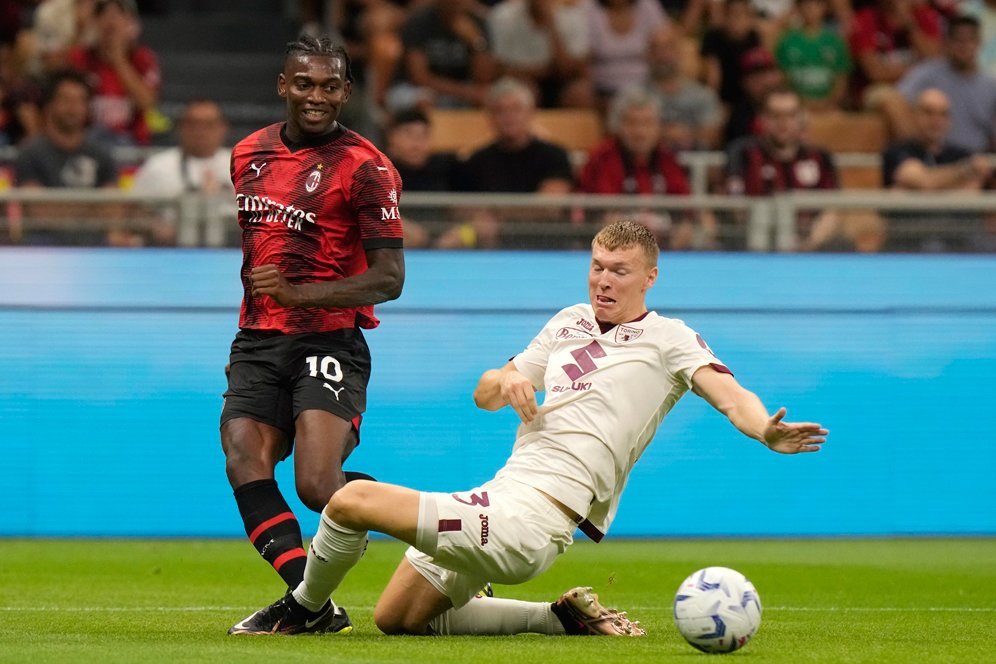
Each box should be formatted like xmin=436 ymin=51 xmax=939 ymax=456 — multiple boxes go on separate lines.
xmin=673 ymin=566 xmax=762 ymax=654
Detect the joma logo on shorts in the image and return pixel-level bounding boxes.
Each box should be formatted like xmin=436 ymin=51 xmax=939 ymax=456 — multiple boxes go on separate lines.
xmin=479 ymin=513 xmax=489 ymax=545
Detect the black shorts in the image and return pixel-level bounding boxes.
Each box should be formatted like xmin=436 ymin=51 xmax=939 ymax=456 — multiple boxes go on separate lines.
xmin=220 ymin=328 xmax=371 ymax=441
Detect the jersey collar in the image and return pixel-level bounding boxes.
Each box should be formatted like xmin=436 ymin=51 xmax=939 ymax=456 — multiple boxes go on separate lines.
xmin=596 ymin=310 xmax=651 ymax=335
xmin=280 ymin=123 xmax=346 ymax=152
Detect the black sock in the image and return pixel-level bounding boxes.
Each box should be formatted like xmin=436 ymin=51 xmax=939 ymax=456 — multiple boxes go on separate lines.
xmin=344 ymin=471 xmax=377 ymax=482
xmin=233 ymin=479 xmax=307 ymax=588
xmin=551 ymin=600 xmax=586 ymax=635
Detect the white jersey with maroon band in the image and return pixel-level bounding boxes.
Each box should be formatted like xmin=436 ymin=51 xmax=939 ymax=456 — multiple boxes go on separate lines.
xmin=495 ymin=303 xmax=728 ymax=539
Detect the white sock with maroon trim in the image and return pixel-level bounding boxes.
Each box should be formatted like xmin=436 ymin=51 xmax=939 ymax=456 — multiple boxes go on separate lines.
xmin=292 ymin=513 xmax=367 ymax=613
xmin=428 ymin=596 xmax=566 ymax=635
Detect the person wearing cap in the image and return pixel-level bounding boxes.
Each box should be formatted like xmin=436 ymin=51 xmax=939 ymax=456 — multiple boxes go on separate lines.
xmin=724 ymin=46 xmax=783 ymax=143
xmin=67 ymin=0 xmax=160 ymax=145
xmin=700 ymin=0 xmax=763 ymax=110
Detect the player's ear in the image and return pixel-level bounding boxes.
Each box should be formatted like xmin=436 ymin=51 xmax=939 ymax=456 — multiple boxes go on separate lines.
xmin=342 ymin=80 xmax=352 ymax=103
xmin=645 ymin=266 xmax=659 ymax=290
xmin=277 ymin=73 xmax=287 ymax=99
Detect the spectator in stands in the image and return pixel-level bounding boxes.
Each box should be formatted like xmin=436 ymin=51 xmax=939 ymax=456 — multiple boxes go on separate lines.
xmin=585 ymin=0 xmax=669 ymax=104
xmin=0 ymin=64 xmax=41 ymax=147
xmin=388 ymin=0 xmax=497 ymax=112
xmin=726 ymin=86 xmax=842 ymax=251
xmin=849 ymin=0 xmax=941 ymax=139
xmin=31 ymin=0 xmax=98 ymax=73
xmin=967 ymin=0 xmax=996 ymax=77
xmin=443 ymin=77 xmax=573 ymax=248
xmin=700 ymin=0 xmax=763 ymax=110
xmin=14 ymin=70 xmax=114 ymax=188
xmin=67 ymin=0 xmax=160 ymax=145
xmin=898 ymin=15 xmax=996 ymax=153
xmin=646 ymin=27 xmax=722 ymax=151
xmin=881 ymin=87 xmax=993 ymax=251
xmin=385 ymin=107 xmax=458 ymax=192
xmin=724 ymin=46 xmax=783 ymax=143
xmin=0 ymin=0 xmax=44 ymax=146
xmin=456 ymin=77 xmax=573 ymax=193
xmin=579 ymin=85 xmax=714 ymax=249
xmin=130 ymin=99 xmax=232 ymax=246
xmin=382 ymin=107 xmax=459 ymax=247
xmin=488 ymin=0 xmax=594 ymax=108
xmin=775 ymin=0 xmax=851 ymax=110
xmin=13 ymin=69 xmax=119 ymax=245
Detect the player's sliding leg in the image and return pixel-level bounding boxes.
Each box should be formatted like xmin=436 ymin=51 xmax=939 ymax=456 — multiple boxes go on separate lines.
xmin=223 ymin=418 xmax=308 ymax=589
xmin=229 ymin=480 xmax=645 ymax=636
xmin=375 ymin=559 xmax=563 ymax=635
xmin=375 ymin=559 xmax=644 ymax=636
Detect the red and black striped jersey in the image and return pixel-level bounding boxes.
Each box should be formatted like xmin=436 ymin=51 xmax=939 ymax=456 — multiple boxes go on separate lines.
xmin=725 ymin=136 xmax=839 ymax=196
xmin=231 ymin=123 xmax=404 ymax=334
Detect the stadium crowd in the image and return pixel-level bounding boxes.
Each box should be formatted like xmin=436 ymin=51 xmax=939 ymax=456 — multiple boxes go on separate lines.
xmin=0 ymin=0 xmax=994 ymax=251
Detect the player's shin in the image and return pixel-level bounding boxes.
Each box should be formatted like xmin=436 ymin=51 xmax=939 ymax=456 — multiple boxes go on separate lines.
xmin=292 ymin=512 xmax=368 ymax=612
xmin=428 ymin=597 xmax=566 ymax=636
xmin=234 ymin=479 xmax=307 ymax=588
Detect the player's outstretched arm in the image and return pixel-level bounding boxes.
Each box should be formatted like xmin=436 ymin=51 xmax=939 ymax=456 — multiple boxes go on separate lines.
xmin=250 ymin=248 xmax=405 ymax=308
xmin=691 ymin=366 xmax=827 ymax=454
xmin=473 ymin=361 xmax=539 ymax=423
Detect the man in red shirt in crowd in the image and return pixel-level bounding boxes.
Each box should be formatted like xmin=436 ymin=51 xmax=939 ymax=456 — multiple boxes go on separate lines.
xmin=726 ymin=87 xmax=841 ymax=250
xmin=849 ymin=0 xmax=941 ymax=137
xmin=68 ymin=0 xmax=159 ymax=145
xmin=222 ymin=35 xmax=405 ymax=635
xmin=579 ymin=86 xmax=713 ymax=248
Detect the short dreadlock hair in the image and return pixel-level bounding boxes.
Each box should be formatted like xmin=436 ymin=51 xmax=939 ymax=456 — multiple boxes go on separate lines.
xmin=283 ymin=35 xmax=353 ymax=83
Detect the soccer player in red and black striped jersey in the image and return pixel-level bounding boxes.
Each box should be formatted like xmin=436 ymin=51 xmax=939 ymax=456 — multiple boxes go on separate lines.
xmin=221 ymin=36 xmax=404 ymax=635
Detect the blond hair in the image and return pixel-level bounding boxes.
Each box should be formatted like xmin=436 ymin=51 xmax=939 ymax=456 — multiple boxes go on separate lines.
xmin=592 ymin=220 xmax=659 ymax=267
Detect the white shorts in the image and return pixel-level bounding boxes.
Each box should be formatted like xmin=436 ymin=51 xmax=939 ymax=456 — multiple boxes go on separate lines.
xmin=405 ymin=476 xmax=576 ymax=608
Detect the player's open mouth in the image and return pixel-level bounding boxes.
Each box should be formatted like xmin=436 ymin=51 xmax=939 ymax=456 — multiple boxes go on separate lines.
xmin=596 ymin=296 xmax=615 ymax=305
xmin=302 ymin=109 xmax=327 ymax=120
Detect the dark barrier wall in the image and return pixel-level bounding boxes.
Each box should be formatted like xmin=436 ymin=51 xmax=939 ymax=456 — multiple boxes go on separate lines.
xmin=2 ymin=249 xmax=994 ymax=537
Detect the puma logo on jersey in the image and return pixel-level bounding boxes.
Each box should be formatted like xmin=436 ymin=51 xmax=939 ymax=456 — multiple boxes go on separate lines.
xmin=376 ymin=166 xmax=388 ymax=171
xmin=248 ymin=162 xmax=267 ymax=177
xmin=323 ymin=383 xmax=344 ymax=399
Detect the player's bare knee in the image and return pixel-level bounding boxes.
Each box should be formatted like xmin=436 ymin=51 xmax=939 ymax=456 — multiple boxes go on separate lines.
xmin=372 ymin=606 xmax=402 ymax=634
xmin=296 ymin=475 xmax=343 ymax=513
xmin=373 ymin=608 xmax=427 ymax=635
xmin=324 ymin=480 xmax=373 ymax=527
xmin=223 ymin=444 xmax=271 ymax=484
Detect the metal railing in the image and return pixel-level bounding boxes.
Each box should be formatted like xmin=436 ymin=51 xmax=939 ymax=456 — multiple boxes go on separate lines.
xmin=1 ymin=188 xmax=994 ymax=251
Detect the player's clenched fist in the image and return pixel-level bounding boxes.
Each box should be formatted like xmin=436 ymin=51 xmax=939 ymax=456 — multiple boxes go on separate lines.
xmin=250 ymin=264 xmax=300 ymax=307
xmin=500 ymin=369 xmax=539 ymax=424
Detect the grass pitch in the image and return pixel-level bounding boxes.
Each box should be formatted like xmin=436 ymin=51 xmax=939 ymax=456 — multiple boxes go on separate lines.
xmin=1 ymin=538 xmax=994 ymax=663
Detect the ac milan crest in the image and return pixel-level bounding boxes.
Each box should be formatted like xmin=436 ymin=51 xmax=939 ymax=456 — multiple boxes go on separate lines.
xmin=305 ymin=167 xmax=322 ymax=192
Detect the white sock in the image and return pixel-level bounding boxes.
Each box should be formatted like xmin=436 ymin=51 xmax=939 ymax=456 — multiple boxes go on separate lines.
xmin=291 ymin=513 xmax=368 ymax=613
xmin=429 ymin=597 xmax=567 ymax=635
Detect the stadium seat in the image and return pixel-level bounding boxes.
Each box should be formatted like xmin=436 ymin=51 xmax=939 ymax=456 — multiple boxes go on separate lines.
xmin=429 ymin=109 xmax=604 ymax=156
xmin=806 ymin=111 xmax=888 ymax=154
xmin=839 ymin=165 xmax=883 ymax=189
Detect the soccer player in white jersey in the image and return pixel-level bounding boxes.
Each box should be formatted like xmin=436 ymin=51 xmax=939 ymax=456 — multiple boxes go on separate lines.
xmin=229 ymin=220 xmax=828 ymax=637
